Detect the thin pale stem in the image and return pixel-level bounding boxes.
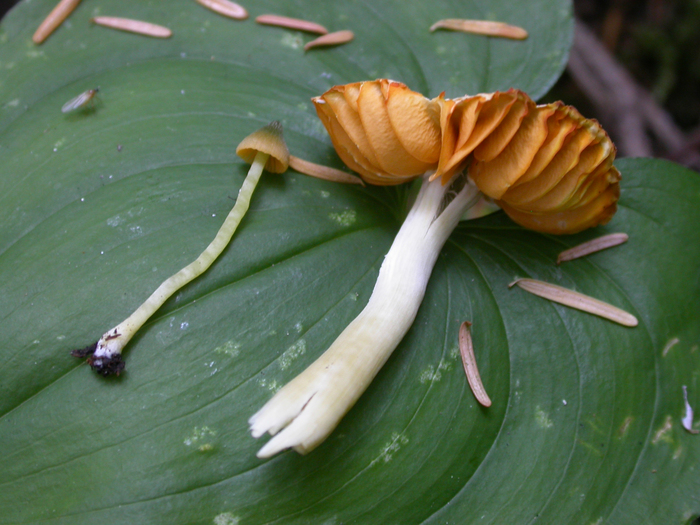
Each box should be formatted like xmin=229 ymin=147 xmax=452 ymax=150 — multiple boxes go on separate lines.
xmin=89 ymin=151 xmax=269 ymax=370
xmin=250 ymin=172 xmax=480 ymax=457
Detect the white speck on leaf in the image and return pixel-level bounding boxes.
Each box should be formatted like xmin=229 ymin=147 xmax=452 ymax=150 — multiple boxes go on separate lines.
xmin=258 ymin=378 xmax=280 ymax=392
xmin=213 ymin=512 xmax=239 ymax=525
xmin=419 ymin=359 xmax=453 ymax=384
xmin=280 ymin=33 xmax=303 ymax=49
xmin=371 ymin=432 xmax=409 ymax=465
xmin=652 ymin=415 xmax=674 ymax=444
xmin=184 ymin=426 xmax=217 ymax=449
xmin=535 ymin=406 xmax=553 ymax=428
xmin=279 ymin=339 xmax=306 ymax=370
xmin=215 ymin=340 xmax=240 ymax=357
xmin=662 ymin=337 xmax=680 ymax=357
xmin=329 ymin=209 xmax=356 ymax=227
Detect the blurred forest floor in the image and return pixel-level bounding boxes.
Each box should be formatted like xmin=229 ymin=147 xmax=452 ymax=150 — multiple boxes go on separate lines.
xmin=546 ymin=0 xmax=700 ymax=171
xmin=1 ymin=0 xmax=699 ymax=170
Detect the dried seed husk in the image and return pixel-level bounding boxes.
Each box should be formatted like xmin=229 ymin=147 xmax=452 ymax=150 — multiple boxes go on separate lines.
xmin=304 ymin=30 xmax=354 ymax=51
xmin=509 ymin=278 xmax=638 ymax=327
xmin=33 ymin=0 xmax=82 ymax=44
xmin=557 ymin=233 xmax=629 ymax=264
xmin=195 ymin=0 xmax=248 ymax=20
xmin=91 ymin=16 xmax=173 ymax=38
xmin=289 ymin=155 xmax=364 ymax=185
xmin=430 ymin=19 xmax=528 ymax=40
xmin=255 ymin=14 xmax=328 ymax=34
xmin=459 ymin=321 xmax=492 ymax=407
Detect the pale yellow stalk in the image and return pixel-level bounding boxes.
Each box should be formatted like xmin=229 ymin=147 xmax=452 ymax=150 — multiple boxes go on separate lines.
xmin=88 ymin=151 xmax=268 ymax=372
xmin=250 ymin=173 xmax=481 ymax=457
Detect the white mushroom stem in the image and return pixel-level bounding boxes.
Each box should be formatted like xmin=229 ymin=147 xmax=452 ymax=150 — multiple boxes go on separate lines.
xmin=89 ymin=151 xmax=269 ymax=371
xmin=250 ymin=171 xmax=480 ymax=457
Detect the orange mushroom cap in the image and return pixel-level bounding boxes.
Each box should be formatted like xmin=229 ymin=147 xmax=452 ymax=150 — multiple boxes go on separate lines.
xmin=312 ymin=80 xmax=620 ymax=234
xmin=236 ymin=120 xmax=290 ymax=173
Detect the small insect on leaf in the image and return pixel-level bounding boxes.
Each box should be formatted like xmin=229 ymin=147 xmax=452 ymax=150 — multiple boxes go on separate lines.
xmin=255 ymin=14 xmax=328 ymax=34
xmin=33 ymin=0 xmax=82 ymax=44
xmin=91 ymin=17 xmax=173 ymax=38
xmin=509 ymin=278 xmax=638 ymax=327
xmin=289 ymin=155 xmax=364 ymax=186
xmin=304 ymin=30 xmax=354 ymax=51
xmin=195 ymin=0 xmax=248 ymax=20
xmin=430 ymin=19 xmax=528 ymax=40
xmin=557 ymin=233 xmax=629 ymax=264
xmin=682 ymin=385 xmax=700 ymax=434
xmin=459 ymin=321 xmax=492 ymax=407
xmin=61 ymin=88 xmax=99 ymax=114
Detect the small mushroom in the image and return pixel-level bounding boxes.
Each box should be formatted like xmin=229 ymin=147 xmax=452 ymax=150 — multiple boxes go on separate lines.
xmin=249 ymin=80 xmax=628 ymax=458
xmin=72 ymin=122 xmax=288 ymax=375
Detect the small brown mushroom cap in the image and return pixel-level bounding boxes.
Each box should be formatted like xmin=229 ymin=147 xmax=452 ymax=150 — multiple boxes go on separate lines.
xmin=236 ymin=121 xmax=290 ymax=173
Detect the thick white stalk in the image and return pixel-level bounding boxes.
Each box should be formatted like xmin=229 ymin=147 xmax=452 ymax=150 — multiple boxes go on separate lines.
xmin=250 ymin=173 xmax=480 ymax=457
xmin=88 ymin=151 xmax=269 ymax=373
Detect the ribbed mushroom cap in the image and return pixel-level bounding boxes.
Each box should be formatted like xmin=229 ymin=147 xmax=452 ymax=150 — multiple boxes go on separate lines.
xmin=236 ymin=121 xmax=290 ymax=173
xmin=434 ymin=93 xmax=620 ymax=233
xmin=312 ymin=80 xmax=621 ymax=234
xmin=312 ymin=79 xmax=442 ymax=185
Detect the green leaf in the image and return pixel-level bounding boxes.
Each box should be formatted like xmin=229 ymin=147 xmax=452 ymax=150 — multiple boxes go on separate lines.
xmin=1 ymin=1 xmax=699 ymax=524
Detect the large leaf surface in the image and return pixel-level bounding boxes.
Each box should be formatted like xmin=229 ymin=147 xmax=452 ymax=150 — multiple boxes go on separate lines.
xmin=1 ymin=1 xmax=699 ymax=524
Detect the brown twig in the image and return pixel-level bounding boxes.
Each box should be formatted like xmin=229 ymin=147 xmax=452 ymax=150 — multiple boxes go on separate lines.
xmin=568 ymin=19 xmax=700 ymax=170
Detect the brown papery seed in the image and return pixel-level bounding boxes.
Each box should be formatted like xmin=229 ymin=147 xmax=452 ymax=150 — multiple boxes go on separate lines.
xmin=304 ymin=30 xmax=354 ymax=51
xmin=430 ymin=19 xmax=528 ymax=40
xmin=195 ymin=0 xmax=248 ymax=20
xmin=509 ymin=278 xmax=638 ymax=327
xmin=289 ymin=155 xmax=364 ymax=185
xmin=557 ymin=233 xmax=629 ymax=264
xmin=33 ymin=0 xmax=82 ymax=44
xmin=255 ymin=14 xmax=328 ymax=34
xmin=459 ymin=321 xmax=492 ymax=407
xmin=91 ymin=16 xmax=173 ymax=38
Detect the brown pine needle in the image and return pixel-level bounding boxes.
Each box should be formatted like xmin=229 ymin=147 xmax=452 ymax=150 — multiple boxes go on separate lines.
xmin=509 ymin=278 xmax=638 ymax=327
xmin=304 ymin=30 xmax=354 ymax=51
xmin=195 ymin=0 xmax=248 ymax=20
xmin=255 ymin=14 xmax=328 ymax=34
xmin=430 ymin=19 xmax=528 ymax=40
xmin=557 ymin=233 xmax=629 ymax=264
xmin=459 ymin=321 xmax=492 ymax=407
xmin=289 ymin=155 xmax=365 ymax=186
xmin=91 ymin=16 xmax=173 ymax=38
xmin=33 ymin=0 xmax=82 ymax=44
